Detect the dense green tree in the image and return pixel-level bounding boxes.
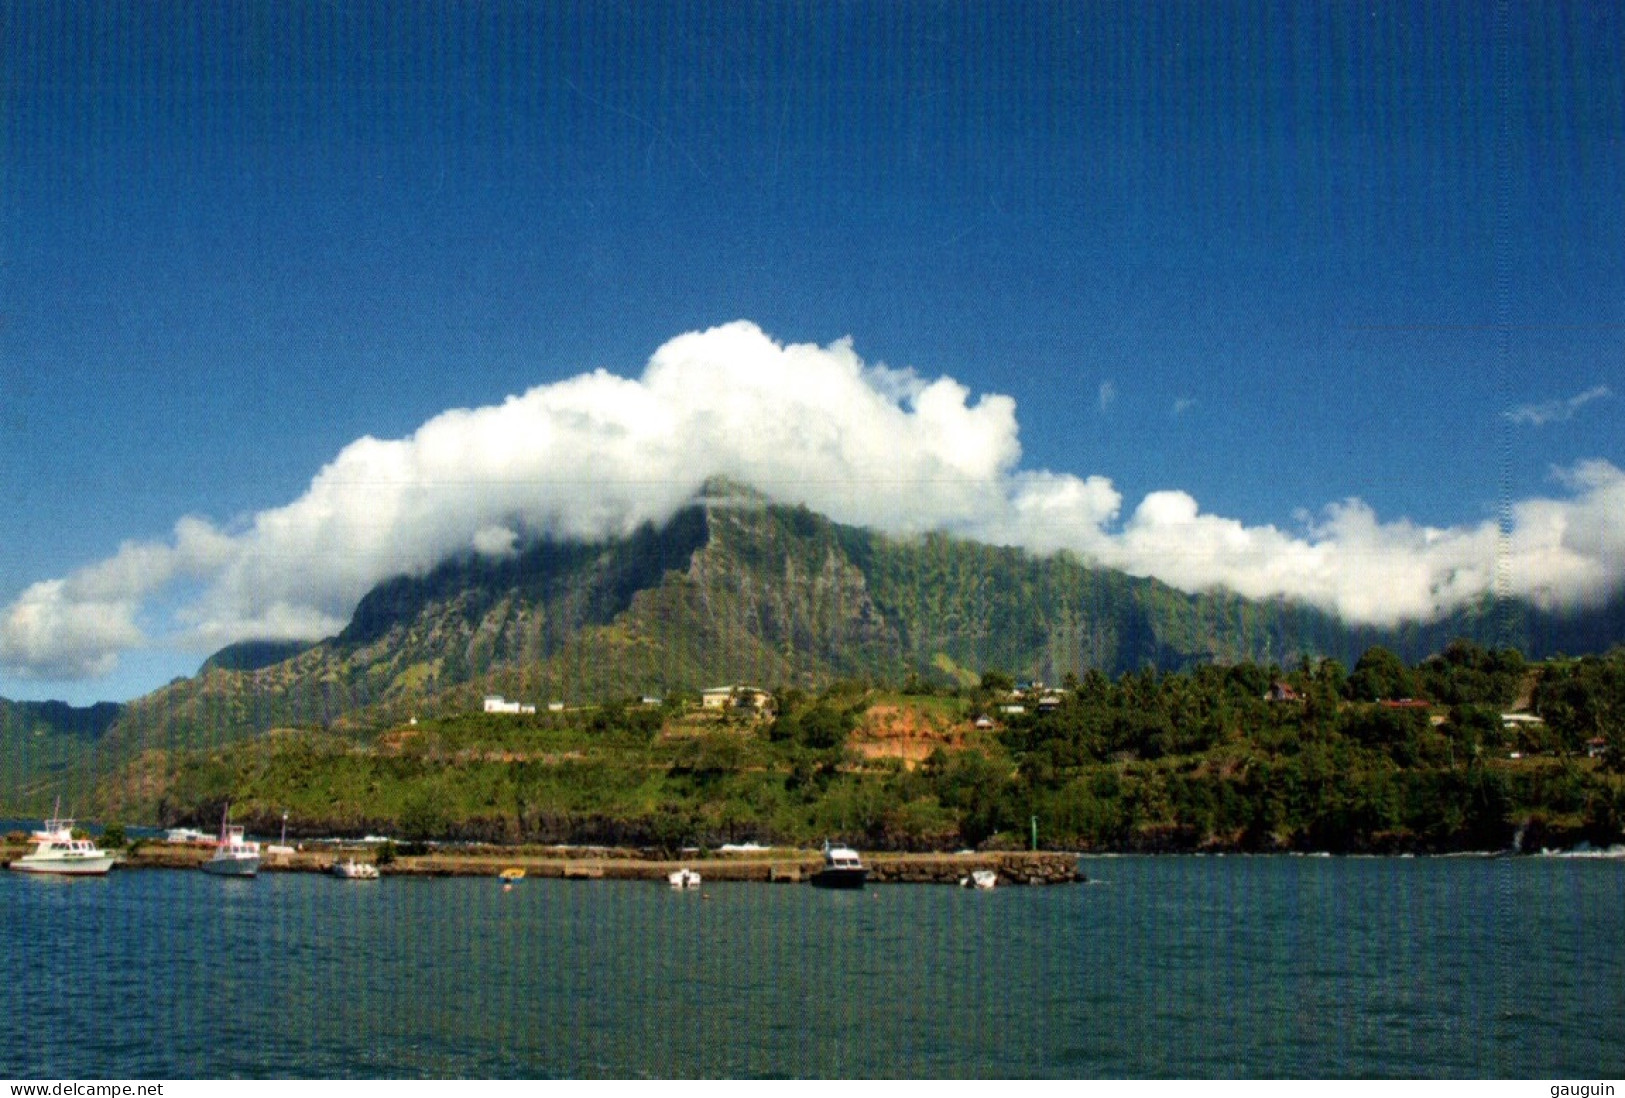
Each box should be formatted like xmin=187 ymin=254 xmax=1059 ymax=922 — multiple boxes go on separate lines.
xmin=1535 ymin=652 xmax=1625 ymax=768
xmin=979 ymin=670 xmax=1015 ymax=693
xmin=1074 ymin=668 xmax=1113 ymax=704
xmin=1443 ymin=704 xmax=1505 ymax=765
xmin=1315 ymin=657 xmax=1348 ymax=696
xmin=797 ymin=705 xmax=850 ymax=750
xmin=924 ymin=748 xmax=1013 ymax=844
xmin=1225 ymin=662 xmax=1272 ymax=700
xmin=1347 ymin=646 xmax=1416 ymax=702
xmin=1416 ymin=639 xmax=1526 ymax=706
xmin=1341 ymin=704 xmax=1427 ymax=759
xmin=399 ymin=787 xmax=450 ymax=842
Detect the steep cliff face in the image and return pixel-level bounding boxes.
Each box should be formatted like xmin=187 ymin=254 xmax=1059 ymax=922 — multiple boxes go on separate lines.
xmin=682 ymin=502 xmax=903 ymax=682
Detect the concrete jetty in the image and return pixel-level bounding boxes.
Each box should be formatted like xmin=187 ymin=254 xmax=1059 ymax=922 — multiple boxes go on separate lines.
xmin=5 ymin=840 xmax=1085 ymax=885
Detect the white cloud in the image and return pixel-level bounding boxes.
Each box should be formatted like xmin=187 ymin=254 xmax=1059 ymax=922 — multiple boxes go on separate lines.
xmin=0 ymin=518 xmax=234 ymax=679
xmin=1505 ymin=385 xmax=1612 ymax=426
xmin=0 ymin=579 xmax=144 ymax=680
xmin=3 ymin=320 xmax=1624 ymax=683
xmin=472 ymin=525 xmax=521 ymax=559
xmin=1098 ymin=380 xmax=1116 ymax=413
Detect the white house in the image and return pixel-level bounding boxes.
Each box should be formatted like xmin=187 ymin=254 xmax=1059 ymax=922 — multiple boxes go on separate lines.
xmin=483 ymin=695 xmax=537 ymax=715
xmin=702 ymin=685 xmax=771 ymax=711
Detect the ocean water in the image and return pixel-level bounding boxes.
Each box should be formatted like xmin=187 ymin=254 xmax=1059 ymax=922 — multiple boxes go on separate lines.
xmin=2 ymin=856 xmax=1621 ymax=1078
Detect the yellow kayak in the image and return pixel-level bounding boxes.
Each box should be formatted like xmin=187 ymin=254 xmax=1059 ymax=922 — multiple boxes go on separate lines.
xmin=499 ymin=867 xmax=526 ymax=881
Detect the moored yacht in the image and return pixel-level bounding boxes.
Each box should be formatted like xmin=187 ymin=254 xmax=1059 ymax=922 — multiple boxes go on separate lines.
xmin=332 ymin=858 xmax=380 ymax=880
xmin=809 ymin=840 xmax=867 ymax=889
xmin=11 ymin=811 xmax=115 ymax=876
xmin=201 ymin=807 xmax=261 ymax=877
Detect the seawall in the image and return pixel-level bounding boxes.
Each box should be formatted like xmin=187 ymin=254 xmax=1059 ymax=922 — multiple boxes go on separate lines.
xmin=4 ymin=842 xmax=1086 ymax=885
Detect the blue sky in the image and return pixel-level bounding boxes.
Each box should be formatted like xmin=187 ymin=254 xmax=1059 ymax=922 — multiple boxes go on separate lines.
xmin=3 ymin=2 xmax=1622 ymax=704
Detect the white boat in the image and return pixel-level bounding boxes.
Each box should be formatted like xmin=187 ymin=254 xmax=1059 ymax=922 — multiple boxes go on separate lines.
xmin=200 ymin=806 xmax=261 ymax=877
xmin=11 ymin=809 xmax=115 ymax=876
xmin=668 ymin=867 xmax=701 ymax=889
xmin=1538 ymin=843 xmax=1625 ymax=859
xmin=809 ymin=840 xmax=867 ymax=889
xmin=959 ymin=869 xmax=997 ymax=890
xmin=332 ymin=858 xmax=380 ymax=880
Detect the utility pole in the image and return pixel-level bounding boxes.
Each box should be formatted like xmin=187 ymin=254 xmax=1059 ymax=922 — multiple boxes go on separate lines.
xmin=1030 ymin=814 xmax=1038 ymax=851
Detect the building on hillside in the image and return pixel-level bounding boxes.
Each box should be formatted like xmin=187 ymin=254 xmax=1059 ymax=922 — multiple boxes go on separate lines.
xmin=701 ymin=685 xmax=771 ymax=711
xmin=1265 ymin=682 xmax=1302 ymax=703
xmin=483 ymin=695 xmax=537 ymax=715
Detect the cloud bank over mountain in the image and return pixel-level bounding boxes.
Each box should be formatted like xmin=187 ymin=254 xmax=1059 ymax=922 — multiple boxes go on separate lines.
xmin=4 ymin=321 xmax=1624 ymax=681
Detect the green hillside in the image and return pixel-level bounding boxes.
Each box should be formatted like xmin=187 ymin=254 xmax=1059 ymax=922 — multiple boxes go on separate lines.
xmin=83 ymin=649 xmax=1625 ymax=854
xmin=0 ymin=699 xmax=123 ymax=813
xmin=6 ymin=483 xmax=1625 ymax=811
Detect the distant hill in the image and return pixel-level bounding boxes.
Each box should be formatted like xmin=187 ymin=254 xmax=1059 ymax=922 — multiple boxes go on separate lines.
xmin=0 ymin=699 xmax=123 ymax=740
xmin=199 ymin=639 xmax=314 ymax=674
xmin=0 ymin=699 xmax=125 ymax=813
xmin=7 ymin=479 xmax=1624 ymax=809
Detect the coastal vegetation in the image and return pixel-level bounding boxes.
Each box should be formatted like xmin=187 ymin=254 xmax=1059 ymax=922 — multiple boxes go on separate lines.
xmin=5 ymin=492 xmax=1623 ymax=852
xmin=10 ymin=492 xmax=1625 ymax=800
xmin=76 ymin=642 xmax=1625 ymax=855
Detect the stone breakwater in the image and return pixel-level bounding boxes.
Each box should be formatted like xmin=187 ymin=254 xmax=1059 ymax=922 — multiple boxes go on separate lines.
xmin=5 ymin=843 xmax=1086 ymax=885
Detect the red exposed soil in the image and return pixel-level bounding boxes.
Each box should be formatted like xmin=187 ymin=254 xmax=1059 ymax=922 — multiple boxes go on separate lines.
xmin=850 ymin=704 xmax=972 ymax=765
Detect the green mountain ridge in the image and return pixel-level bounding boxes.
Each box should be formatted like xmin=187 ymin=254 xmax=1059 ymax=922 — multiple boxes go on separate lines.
xmin=6 ymin=485 xmax=1625 ymax=811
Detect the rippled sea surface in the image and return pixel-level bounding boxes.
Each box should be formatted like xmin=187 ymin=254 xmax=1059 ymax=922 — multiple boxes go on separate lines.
xmin=3 ymin=856 xmax=1621 ymax=1078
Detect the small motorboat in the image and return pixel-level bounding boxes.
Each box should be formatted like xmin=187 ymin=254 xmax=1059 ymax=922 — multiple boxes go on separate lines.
xmin=668 ymin=867 xmax=701 ymax=889
xmin=959 ymin=869 xmax=997 ymax=890
xmin=809 ymin=840 xmax=867 ymax=889
xmin=200 ymin=806 xmax=261 ymax=877
xmin=331 ymin=858 xmax=380 ymax=880
xmin=499 ymin=867 xmax=526 ymax=881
